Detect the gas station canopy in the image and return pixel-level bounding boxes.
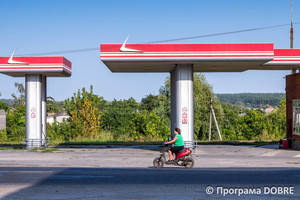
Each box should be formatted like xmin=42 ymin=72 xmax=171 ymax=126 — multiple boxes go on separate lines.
xmin=101 ymin=42 xmax=300 ymax=148
xmin=0 ymin=56 xmax=71 ymax=77
xmin=100 ymin=43 xmax=300 ymax=72
xmin=0 ymin=54 xmax=72 ymax=149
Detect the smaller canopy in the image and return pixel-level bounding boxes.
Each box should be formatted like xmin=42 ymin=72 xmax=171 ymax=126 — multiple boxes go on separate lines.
xmin=0 ymin=57 xmax=72 ymax=77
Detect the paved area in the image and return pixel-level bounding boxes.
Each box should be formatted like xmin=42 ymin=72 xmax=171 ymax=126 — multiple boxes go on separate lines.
xmin=0 ymin=145 xmax=299 ymax=199
xmin=1 ymin=144 xmax=299 ymax=168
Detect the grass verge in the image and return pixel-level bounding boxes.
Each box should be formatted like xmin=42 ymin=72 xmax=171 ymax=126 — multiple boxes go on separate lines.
xmin=197 ymin=140 xmax=279 ymax=146
xmin=0 ymin=140 xmax=279 ymax=148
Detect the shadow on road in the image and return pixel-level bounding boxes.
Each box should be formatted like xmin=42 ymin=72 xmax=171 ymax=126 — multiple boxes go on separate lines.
xmin=1 ymin=167 xmax=299 ymax=200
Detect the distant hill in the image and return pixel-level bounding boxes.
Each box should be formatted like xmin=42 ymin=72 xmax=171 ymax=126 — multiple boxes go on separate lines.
xmin=216 ymin=93 xmax=285 ymax=108
xmin=1 ymin=94 xmax=286 ymax=109
xmin=0 ymin=99 xmax=14 ymax=106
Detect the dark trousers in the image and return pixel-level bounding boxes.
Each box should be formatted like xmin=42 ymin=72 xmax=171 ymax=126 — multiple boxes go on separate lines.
xmin=170 ymin=146 xmax=184 ymax=155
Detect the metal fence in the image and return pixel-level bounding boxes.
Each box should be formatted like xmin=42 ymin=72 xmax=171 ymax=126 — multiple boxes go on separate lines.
xmin=184 ymin=140 xmax=197 ymax=152
xmin=22 ymin=137 xmax=50 ymax=150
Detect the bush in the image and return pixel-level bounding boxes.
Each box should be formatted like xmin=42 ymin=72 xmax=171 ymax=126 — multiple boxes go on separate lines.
xmin=0 ymin=130 xmax=7 ymax=142
xmin=6 ymin=105 xmax=26 ymax=141
xmin=47 ymin=120 xmax=71 ymax=141
xmin=129 ymin=110 xmax=169 ymax=141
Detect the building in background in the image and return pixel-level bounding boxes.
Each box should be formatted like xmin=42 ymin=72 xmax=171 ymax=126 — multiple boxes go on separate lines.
xmin=0 ymin=110 xmax=6 ymax=130
xmin=47 ymin=110 xmax=69 ymax=124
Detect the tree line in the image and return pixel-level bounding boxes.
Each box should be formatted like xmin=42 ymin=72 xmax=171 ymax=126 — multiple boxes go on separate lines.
xmin=216 ymin=93 xmax=285 ymax=108
xmin=0 ymin=74 xmax=287 ymax=143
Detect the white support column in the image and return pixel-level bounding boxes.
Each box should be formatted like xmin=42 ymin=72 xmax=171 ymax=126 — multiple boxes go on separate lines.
xmin=171 ymin=64 xmax=194 ymax=147
xmin=41 ymin=76 xmax=47 ymax=146
xmin=170 ymin=69 xmax=176 ymax=138
xmin=25 ymin=74 xmax=42 ymax=149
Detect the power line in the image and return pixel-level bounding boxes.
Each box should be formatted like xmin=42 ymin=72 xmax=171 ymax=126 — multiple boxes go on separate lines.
xmin=18 ymin=47 xmax=100 ymax=56
xmin=145 ymin=22 xmax=300 ymax=43
xmin=16 ymin=22 xmax=300 ymax=56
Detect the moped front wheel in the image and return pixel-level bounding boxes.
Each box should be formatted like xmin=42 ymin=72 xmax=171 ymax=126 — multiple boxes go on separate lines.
xmin=153 ymin=157 xmax=164 ymax=168
xmin=184 ymin=157 xmax=194 ymax=169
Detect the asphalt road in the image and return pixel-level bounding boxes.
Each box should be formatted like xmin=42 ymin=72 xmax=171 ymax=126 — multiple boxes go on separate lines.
xmin=1 ymin=167 xmax=299 ymax=200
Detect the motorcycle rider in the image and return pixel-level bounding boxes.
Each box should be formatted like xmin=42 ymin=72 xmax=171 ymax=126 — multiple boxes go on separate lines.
xmin=164 ymin=128 xmax=184 ymax=163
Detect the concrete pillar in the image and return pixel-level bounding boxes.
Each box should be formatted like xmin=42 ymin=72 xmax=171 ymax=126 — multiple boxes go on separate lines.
xmin=25 ymin=74 xmax=42 ymax=149
xmin=170 ymin=70 xmax=176 ymax=138
xmin=170 ymin=64 xmax=194 ymax=147
xmin=41 ymin=76 xmax=47 ymax=146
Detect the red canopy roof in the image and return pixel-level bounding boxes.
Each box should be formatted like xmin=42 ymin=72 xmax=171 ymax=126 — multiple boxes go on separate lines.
xmin=100 ymin=43 xmax=300 ymax=72
xmin=0 ymin=57 xmax=72 ymax=77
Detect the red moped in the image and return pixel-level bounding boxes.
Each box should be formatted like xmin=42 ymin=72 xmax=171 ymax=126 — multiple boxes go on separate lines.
xmin=153 ymin=143 xmax=194 ymax=168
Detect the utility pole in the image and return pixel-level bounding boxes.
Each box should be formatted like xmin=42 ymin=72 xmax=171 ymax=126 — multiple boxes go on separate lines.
xmin=209 ymin=97 xmax=222 ymax=141
xmin=291 ymin=0 xmax=296 ymax=73
xmin=209 ymin=100 xmax=212 ymax=141
xmin=291 ymin=0 xmax=294 ymax=49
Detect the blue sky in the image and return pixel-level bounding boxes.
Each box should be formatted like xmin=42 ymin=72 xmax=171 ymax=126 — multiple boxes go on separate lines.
xmin=0 ymin=0 xmax=298 ymax=101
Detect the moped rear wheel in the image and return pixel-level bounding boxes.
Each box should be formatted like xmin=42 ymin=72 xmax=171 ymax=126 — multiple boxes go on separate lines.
xmin=153 ymin=157 xmax=164 ymax=168
xmin=184 ymin=157 xmax=194 ymax=169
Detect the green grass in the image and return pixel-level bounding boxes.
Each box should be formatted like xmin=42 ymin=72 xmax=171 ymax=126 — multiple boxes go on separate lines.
xmin=41 ymin=148 xmax=59 ymax=153
xmin=0 ymin=146 xmax=25 ymax=150
xmin=0 ymin=147 xmax=10 ymax=150
xmin=286 ymin=162 xmax=300 ymax=164
xmin=47 ymin=136 xmax=164 ymax=146
xmin=0 ymin=141 xmax=23 ymax=145
xmin=197 ymin=140 xmax=279 ymax=146
xmin=0 ymin=139 xmax=279 ymax=147
xmin=55 ymin=140 xmax=163 ymax=146
xmin=27 ymin=147 xmax=59 ymax=153
xmin=0 ymin=146 xmax=59 ymax=152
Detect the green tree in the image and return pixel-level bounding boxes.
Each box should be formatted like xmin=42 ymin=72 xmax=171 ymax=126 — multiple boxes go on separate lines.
xmin=0 ymin=101 xmax=9 ymax=112
xmin=216 ymin=93 xmax=285 ymax=108
xmin=221 ymin=98 xmax=286 ymax=141
xmin=140 ymin=94 xmax=159 ymax=111
xmin=0 ymin=91 xmax=8 ymax=141
xmin=6 ymin=105 xmax=26 ymax=141
xmin=221 ymin=103 xmax=241 ymax=140
xmin=47 ymin=120 xmax=71 ymax=141
xmin=154 ymin=93 xmax=171 ymax=128
xmin=0 ymin=92 xmax=9 ymax=111
xmin=236 ymin=109 xmax=269 ymax=140
xmin=101 ymin=98 xmax=139 ymax=137
xmin=193 ymin=73 xmax=224 ymax=140
xmin=47 ymin=96 xmax=64 ymax=113
xmin=12 ymin=82 xmax=25 ymax=108
xmin=129 ymin=110 xmax=169 ymax=140
xmin=5 ymin=83 xmax=26 ymax=141
xmin=64 ymin=85 xmax=105 ymax=139
xmin=267 ymin=98 xmax=286 ymax=140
